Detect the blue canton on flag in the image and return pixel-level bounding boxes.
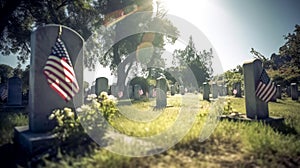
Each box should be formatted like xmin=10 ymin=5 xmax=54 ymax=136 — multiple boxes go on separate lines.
xmin=43 ymin=37 xmax=79 ymax=102
xmin=255 ymin=69 xmax=276 ymax=102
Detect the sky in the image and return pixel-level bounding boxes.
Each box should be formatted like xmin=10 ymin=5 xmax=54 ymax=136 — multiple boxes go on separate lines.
xmin=1 ymin=0 xmax=299 ymax=73
xmin=162 ymin=0 xmax=300 ymax=71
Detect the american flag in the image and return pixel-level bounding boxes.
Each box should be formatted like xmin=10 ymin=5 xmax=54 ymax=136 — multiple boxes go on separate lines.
xmin=43 ymin=37 xmax=79 ymax=102
xmin=255 ymin=69 xmax=276 ymax=102
xmin=139 ymin=89 xmax=144 ymax=96
xmin=0 ymin=86 xmax=8 ymax=101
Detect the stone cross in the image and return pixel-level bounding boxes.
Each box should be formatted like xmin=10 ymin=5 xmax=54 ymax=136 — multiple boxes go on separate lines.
xmin=291 ymin=83 xmax=298 ymax=100
xmin=156 ymin=77 xmax=167 ymax=108
xmin=243 ymin=59 xmax=269 ymax=119
xmin=95 ymin=77 xmax=108 ymax=96
xmin=7 ymin=76 xmax=23 ymax=106
xmin=203 ymin=82 xmax=209 ymax=101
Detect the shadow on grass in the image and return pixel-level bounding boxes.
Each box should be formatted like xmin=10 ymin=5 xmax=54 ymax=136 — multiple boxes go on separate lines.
xmin=268 ymin=121 xmax=298 ymax=135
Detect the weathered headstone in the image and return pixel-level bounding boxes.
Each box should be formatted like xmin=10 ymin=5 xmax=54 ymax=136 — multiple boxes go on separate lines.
xmin=243 ymin=59 xmax=269 ymax=119
xmin=148 ymin=86 xmax=154 ymax=98
xmin=134 ymin=84 xmax=141 ymax=100
xmin=95 ymin=77 xmax=108 ymax=96
xmin=212 ymin=82 xmax=218 ymax=99
xmin=234 ymin=82 xmax=242 ymax=97
xmin=128 ymin=85 xmax=133 ymax=98
xmin=203 ymin=82 xmax=209 ymax=101
xmin=110 ymin=84 xmax=117 ymax=97
xmin=291 ymin=83 xmax=298 ymax=101
xmin=179 ymin=85 xmax=185 ymax=95
xmin=156 ymin=77 xmax=167 ymax=108
xmin=286 ymin=86 xmax=291 ymax=97
xmin=170 ymin=85 xmax=176 ymax=96
xmin=218 ymin=85 xmax=224 ymax=96
xmin=14 ymin=25 xmax=84 ymax=155
xmin=224 ymin=85 xmax=228 ymax=96
xmin=276 ymin=85 xmax=282 ymax=99
xmin=7 ymin=77 xmax=23 ymax=106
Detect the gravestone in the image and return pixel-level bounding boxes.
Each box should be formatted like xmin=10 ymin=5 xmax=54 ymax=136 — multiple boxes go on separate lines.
xmin=110 ymin=84 xmax=117 ymax=97
xmin=291 ymin=83 xmax=298 ymax=100
xmin=90 ymin=85 xmax=95 ymax=95
xmin=128 ymin=85 xmax=133 ymax=98
xmin=276 ymin=85 xmax=282 ymax=99
xmin=95 ymin=77 xmax=108 ymax=96
xmin=286 ymin=86 xmax=291 ymax=97
xmin=243 ymin=59 xmax=269 ymax=119
xmin=212 ymin=82 xmax=218 ymax=99
xmin=179 ymin=85 xmax=185 ymax=95
xmin=170 ymin=85 xmax=176 ymax=96
xmin=203 ymin=82 xmax=209 ymax=101
xmin=133 ymin=84 xmax=141 ymax=100
xmin=234 ymin=82 xmax=242 ymax=97
xmin=156 ymin=77 xmax=167 ymax=108
xmin=218 ymin=85 xmax=224 ymax=96
xmin=14 ymin=25 xmax=84 ymax=156
xmin=148 ymin=86 xmax=154 ymax=98
xmin=7 ymin=77 xmax=23 ymax=106
xmin=224 ymin=85 xmax=228 ymax=96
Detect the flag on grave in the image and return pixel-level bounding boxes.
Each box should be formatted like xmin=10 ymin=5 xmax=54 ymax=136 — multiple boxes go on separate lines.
xmin=43 ymin=36 xmax=79 ymax=102
xmin=255 ymin=69 xmax=276 ymax=102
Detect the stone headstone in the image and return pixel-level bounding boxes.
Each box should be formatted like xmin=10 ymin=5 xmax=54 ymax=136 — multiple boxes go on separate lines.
xmin=95 ymin=77 xmax=108 ymax=96
xmin=14 ymin=25 xmax=84 ymax=156
xmin=218 ymin=85 xmax=224 ymax=96
xmin=134 ymin=84 xmax=141 ymax=100
xmin=156 ymin=77 xmax=167 ymax=108
xmin=170 ymin=85 xmax=176 ymax=96
xmin=276 ymin=85 xmax=282 ymax=99
xmin=243 ymin=59 xmax=269 ymax=119
xmin=179 ymin=85 xmax=185 ymax=95
xmin=291 ymin=83 xmax=298 ymax=101
xmin=212 ymin=82 xmax=218 ymax=99
xmin=148 ymin=86 xmax=154 ymax=98
xmin=203 ymin=82 xmax=209 ymax=101
xmin=110 ymin=84 xmax=117 ymax=97
xmin=29 ymin=25 xmax=84 ymax=132
xmin=286 ymin=86 xmax=291 ymax=97
xmin=128 ymin=85 xmax=133 ymax=98
xmin=234 ymin=82 xmax=242 ymax=97
xmin=224 ymin=85 xmax=228 ymax=96
xmin=90 ymin=85 xmax=95 ymax=95
xmin=7 ymin=77 xmax=23 ymax=106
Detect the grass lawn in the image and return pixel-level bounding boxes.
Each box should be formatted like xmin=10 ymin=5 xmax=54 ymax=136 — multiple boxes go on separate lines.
xmin=0 ymin=95 xmax=300 ymax=167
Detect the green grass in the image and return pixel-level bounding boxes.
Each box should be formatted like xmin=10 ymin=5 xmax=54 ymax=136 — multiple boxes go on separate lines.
xmin=0 ymin=111 xmax=28 ymax=145
xmin=1 ymin=95 xmax=300 ymax=167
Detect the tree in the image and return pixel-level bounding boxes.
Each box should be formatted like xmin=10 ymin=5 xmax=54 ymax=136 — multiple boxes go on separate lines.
xmin=172 ymin=36 xmax=213 ymax=87
xmin=278 ymin=24 xmax=300 ymax=84
xmin=0 ymin=64 xmax=13 ymax=83
xmin=0 ymin=0 xmax=152 ymax=65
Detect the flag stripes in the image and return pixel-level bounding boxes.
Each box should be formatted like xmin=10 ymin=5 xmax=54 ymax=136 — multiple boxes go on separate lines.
xmin=255 ymin=69 xmax=276 ymax=102
xmin=43 ymin=37 xmax=79 ymax=102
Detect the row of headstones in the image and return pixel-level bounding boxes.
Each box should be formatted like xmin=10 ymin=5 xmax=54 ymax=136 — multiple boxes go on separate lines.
xmin=270 ymin=83 xmax=299 ymax=101
xmin=0 ymin=76 xmax=23 ymax=106
xmin=203 ymin=82 xmax=238 ymax=101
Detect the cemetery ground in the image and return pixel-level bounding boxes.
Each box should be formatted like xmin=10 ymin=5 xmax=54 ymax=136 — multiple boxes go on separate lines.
xmin=0 ymin=94 xmax=300 ymax=167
